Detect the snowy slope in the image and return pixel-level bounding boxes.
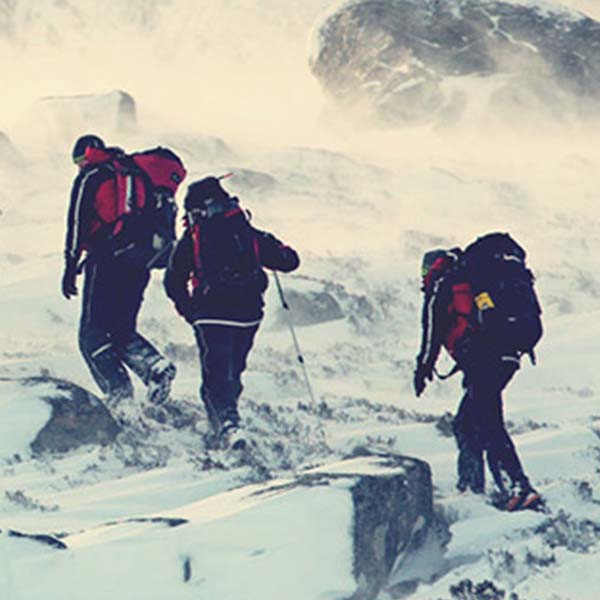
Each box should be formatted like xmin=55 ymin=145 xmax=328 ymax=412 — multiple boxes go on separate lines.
xmin=2 ymin=1 xmax=600 ymax=599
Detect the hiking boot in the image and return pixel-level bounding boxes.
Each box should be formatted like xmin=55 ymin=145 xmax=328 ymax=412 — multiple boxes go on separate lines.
xmin=456 ymin=477 xmax=484 ymax=495
xmin=147 ymin=359 xmax=176 ymax=405
xmin=217 ymin=410 xmax=246 ymax=451
xmin=505 ymin=485 xmax=544 ymax=512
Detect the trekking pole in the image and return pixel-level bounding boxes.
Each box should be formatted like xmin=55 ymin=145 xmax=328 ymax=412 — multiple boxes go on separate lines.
xmin=272 ymin=272 xmax=319 ymax=409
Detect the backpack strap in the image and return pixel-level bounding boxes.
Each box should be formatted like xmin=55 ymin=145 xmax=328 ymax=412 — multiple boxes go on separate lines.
xmin=252 ymin=235 xmax=260 ymax=263
xmin=433 ymin=364 xmax=461 ymax=380
xmin=190 ymin=223 xmax=203 ymax=291
xmin=224 ymin=206 xmax=243 ymax=218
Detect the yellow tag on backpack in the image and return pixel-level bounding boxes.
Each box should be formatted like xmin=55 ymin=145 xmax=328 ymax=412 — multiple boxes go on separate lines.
xmin=475 ymin=291 xmax=495 ymax=310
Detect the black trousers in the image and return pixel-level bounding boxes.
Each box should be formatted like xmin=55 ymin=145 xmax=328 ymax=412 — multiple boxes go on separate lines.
xmin=193 ymin=323 xmax=259 ymax=430
xmin=78 ymin=258 xmax=163 ymax=401
xmin=452 ymin=355 xmax=530 ymax=494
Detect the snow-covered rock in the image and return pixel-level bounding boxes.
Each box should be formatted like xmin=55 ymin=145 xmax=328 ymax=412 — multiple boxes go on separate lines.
xmin=273 ymin=286 xmax=345 ymax=328
xmin=26 ymin=89 xmax=137 ymax=147
xmin=0 ymin=454 xmax=448 ymax=600
xmin=309 ymin=0 xmax=600 ymax=127
xmin=0 ymin=376 xmax=119 ymax=456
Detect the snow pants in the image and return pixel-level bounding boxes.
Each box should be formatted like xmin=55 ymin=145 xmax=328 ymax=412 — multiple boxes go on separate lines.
xmin=78 ymin=257 xmax=164 ymax=402
xmin=452 ymin=354 xmax=530 ymax=494
xmin=193 ymin=323 xmax=259 ymax=431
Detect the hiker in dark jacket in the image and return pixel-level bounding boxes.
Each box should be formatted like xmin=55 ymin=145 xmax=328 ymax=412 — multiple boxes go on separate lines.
xmin=414 ymin=241 xmax=542 ymax=512
xmin=61 ymin=134 xmax=177 ymax=408
xmin=164 ymin=176 xmax=300 ymax=447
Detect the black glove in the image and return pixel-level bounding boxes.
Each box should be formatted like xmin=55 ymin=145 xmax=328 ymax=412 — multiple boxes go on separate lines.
xmin=61 ymin=260 xmax=78 ymax=300
xmin=414 ymin=363 xmax=433 ymax=398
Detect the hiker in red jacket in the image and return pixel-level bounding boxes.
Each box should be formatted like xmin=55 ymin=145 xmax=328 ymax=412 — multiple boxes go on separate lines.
xmin=164 ymin=176 xmax=300 ymax=448
xmin=62 ymin=134 xmax=179 ymax=409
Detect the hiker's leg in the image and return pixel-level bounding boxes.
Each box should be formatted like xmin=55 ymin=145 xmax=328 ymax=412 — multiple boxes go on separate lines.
xmin=453 ymin=383 xmax=485 ymax=493
xmin=194 ymin=324 xmax=236 ymax=431
xmin=231 ymin=324 xmax=260 ymax=403
xmin=481 ymin=357 xmax=531 ymax=493
xmin=79 ymin=259 xmax=132 ymax=401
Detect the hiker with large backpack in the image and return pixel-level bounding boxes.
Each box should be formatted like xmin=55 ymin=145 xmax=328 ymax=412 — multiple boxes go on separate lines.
xmin=414 ymin=232 xmax=544 ymax=512
xmin=164 ymin=176 xmax=300 ymax=449
xmin=61 ymin=134 xmax=187 ymax=409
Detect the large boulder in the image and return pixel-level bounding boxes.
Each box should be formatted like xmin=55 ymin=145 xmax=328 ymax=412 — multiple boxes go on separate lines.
xmin=29 ymin=89 xmax=137 ymax=144
xmin=268 ymin=276 xmax=379 ymax=331
xmin=275 ymin=288 xmax=345 ymax=327
xmin=28 ymin=376 xmax=120 ymax=454
xmin=0 ymin=376 xmax=120 ymax=456
xmin=310 ymin=0 xmax=600 ymax=127
xmin=1 ymin=453 xmax=450 ymax=599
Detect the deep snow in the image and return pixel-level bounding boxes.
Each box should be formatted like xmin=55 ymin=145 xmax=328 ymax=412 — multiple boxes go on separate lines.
xmin=2 ymin=1 xmax=600 ymax=599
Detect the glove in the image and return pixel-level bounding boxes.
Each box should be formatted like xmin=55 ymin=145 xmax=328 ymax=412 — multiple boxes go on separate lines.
xmin=61 ymin=260 xmax=78 ymax=300
xmin=413 ymin=363 xmax=433 ymax=398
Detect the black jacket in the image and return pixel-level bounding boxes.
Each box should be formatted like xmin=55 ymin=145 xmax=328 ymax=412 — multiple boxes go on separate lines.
xmin=64 ymin=162 xmax=114 ymax=264
xmin=416 ymin=269 xmax=454 ymax=377
xmin=164 ymin=212 xmax=299 ymax=325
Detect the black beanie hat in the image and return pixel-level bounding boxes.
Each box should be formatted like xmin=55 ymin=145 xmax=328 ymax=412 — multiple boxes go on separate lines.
xmin=72 ymin=134 xmax=105 ymax=164
xmin=184 ymin=177 xmax=231 ymax=212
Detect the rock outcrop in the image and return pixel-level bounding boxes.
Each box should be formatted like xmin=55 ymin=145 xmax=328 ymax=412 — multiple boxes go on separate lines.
xmin=33 ymin=89 xmax=137 ymax=142
xmin=310 ymin=0 xmax=600 ymax=127
xmin=343 ymin=452 xmax=449 ymax=598
xmin=2 ymin=453 xmax=450 ymax=599
xmin=27 ymin=376 xmax=120 ymax=453
xmin=276 ymin=288 xmax=345 ymax=327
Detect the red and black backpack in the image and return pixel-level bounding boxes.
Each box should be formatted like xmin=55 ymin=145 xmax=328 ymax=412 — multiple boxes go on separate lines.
xmin=85 ymin=145 xmax=187 ymax=269
xmin=187 ymin=205 xmax=264 ymax=298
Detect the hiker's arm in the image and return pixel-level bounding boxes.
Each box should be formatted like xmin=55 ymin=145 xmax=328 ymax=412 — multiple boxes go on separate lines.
xmin=414 ymin=278 xmax=449 ymax=396
xmin=64 ymin=168 xmax=101 ymax=265
xmin=164 ymin=236 xmax=195 ymax=322
xmin=255 ymin=230 xmax=300 ymax=273
xmin=61 ymin=169 xmax=99 ymax=299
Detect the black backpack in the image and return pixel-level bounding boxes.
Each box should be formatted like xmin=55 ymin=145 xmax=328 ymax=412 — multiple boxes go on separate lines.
xmin=460 ymin=232 xmax=543 ymax=359
xmin=190 ymin=209 xmax=264 ymax=297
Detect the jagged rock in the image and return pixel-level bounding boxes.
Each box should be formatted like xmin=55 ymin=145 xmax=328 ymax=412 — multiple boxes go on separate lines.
xmin=20 ymin=376 xmax=120 ymax=454
xmin=344 ymin=452 xmax=449 ymax=599
xmin=310 ymin=0 xmax=600 ymax=127
xmin=33 ymin=89 xmax=137 ymax=142
xmin=269 ymin=276 xmax=383 ymax=332
xmin=276 ymin=288 xmax=345 ymax=327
